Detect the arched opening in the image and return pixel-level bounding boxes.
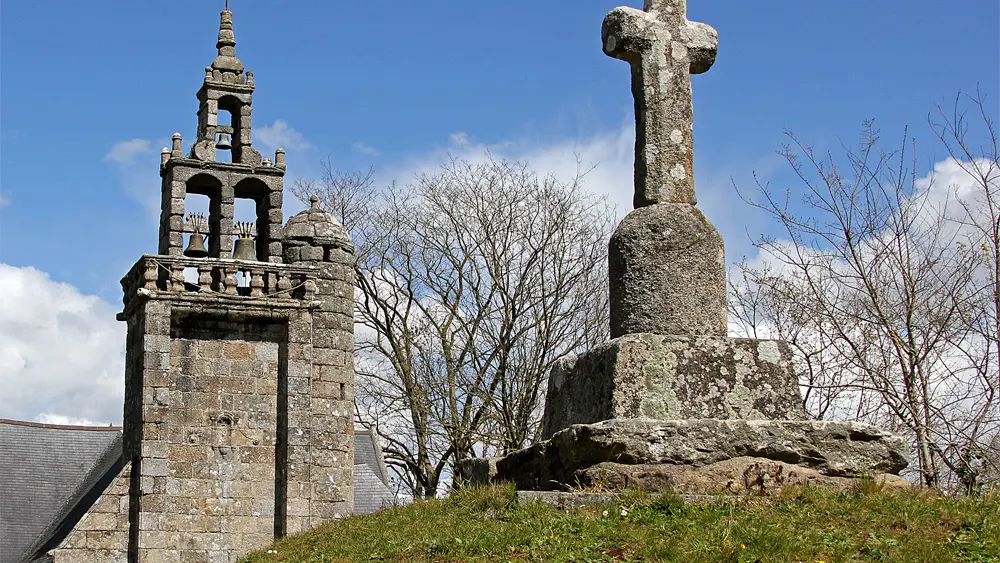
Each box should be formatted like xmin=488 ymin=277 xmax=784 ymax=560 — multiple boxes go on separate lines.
xmin=183 ymin=192 xmax=210 ymax=250
xmin=234 ymin=178 xmax=272 ymax=262
xmin=182 ymin=192 xmax=211 ymax=283
xmin=186 ymin=174 xmax=224 ymax=258
xmin=233 ymin=197 xmax=257 ymax=285
xmin=218 ymin=95 xmax=242 ymax=164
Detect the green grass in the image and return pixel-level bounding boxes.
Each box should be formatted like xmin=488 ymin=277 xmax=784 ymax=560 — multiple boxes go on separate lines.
xmin=242 ymin=485 xmax=1000 ymax=562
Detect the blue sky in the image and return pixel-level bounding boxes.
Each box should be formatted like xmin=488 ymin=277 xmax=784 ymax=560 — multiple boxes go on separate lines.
xmin=0 ymin=0 xmax=997 ymax=423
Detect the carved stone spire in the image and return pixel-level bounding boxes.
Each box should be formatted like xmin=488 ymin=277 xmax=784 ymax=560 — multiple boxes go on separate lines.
xmin=211 ymin=9 xmax=245 ymax=80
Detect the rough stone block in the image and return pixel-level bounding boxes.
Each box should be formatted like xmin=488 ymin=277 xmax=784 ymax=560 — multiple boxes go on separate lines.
xmin=300 ymin=245 xmax=323 ymax=262
xmin=609 ymin=203 xmax=726 ymax=338
xmin=542 ymin=333 xmax=803 ymax=439
xmin=497 ymin=418 xmax=909 ymax=491
xmin=573 ymin=458 xmax=911 ymax=496
xmin=455 ymin=457 xmax=499 ymax=487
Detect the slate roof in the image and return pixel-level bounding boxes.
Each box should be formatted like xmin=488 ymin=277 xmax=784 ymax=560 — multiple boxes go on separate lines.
xmin=353 ymin=465 xmax=397 ymax=515
xmin=353 ymin=426 xmax=397 ymax=514
xmin=0 ymin=420 xmax=122 ymax=563
xmin=1 ymin=420 xmax=396 ymax=563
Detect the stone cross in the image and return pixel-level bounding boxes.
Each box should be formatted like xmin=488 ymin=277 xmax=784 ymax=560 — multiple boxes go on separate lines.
xmin=603 ymin=0 xmax=718 ymax=208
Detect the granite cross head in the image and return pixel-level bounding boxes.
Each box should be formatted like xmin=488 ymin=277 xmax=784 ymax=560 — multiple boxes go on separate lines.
xmin=602 ymin=0 xmax=718 ymax=208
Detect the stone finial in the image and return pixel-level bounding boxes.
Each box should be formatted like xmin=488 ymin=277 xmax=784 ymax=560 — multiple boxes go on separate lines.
xmin=603 ymin=0 xmax=718 ymax=207
xmin=211 ymin=8 xmax=245 ymax=79
xmin=171 ymin=133 xmax=183 ymax=157
xmin=161 ymin=147 xmax=170 ymax=166
xmin=274 ymin=148 xmax=286 ymax=169
xmin=246 ymin=70 xmax=255 ymax=87
xmin=310 ymin=195 xmax=319 ymax=209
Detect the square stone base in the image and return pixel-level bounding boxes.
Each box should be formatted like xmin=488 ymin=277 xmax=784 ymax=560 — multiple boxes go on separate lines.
xmin=542 ymin=334 xmax=804 ymax=439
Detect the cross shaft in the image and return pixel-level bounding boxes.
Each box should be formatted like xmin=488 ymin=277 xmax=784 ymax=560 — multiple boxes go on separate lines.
xmin=603 ymin=0 xmax=717 ymax=207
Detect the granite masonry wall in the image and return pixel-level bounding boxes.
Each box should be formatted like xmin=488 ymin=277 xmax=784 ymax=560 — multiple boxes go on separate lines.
xmin=49 ymin=466 xmax=131 ymax=563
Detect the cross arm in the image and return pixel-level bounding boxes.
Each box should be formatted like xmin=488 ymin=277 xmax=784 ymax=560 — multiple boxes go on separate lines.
xmin=681 ymin=21 xmax=718 ymax=74
xmin=602 ymin=7 xmax=660 ymax=62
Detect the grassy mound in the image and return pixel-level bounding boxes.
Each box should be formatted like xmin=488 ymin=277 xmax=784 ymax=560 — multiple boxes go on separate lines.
xmin=242 ymin=484 xmax=999 ymax=562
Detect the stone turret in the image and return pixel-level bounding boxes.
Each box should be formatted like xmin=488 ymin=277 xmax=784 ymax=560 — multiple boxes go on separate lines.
xmin=281 ymin=197 xmax=357 ymax=522
xmin=46 ymin=8 xmax=356 ymax=562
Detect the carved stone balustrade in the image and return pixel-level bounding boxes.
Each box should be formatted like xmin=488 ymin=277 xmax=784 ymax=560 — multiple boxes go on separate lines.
xmin=119 ymin=254 xmax=319 ymax=315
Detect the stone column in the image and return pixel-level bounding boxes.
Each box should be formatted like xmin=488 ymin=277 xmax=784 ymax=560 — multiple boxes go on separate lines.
xmin=282 ymin=199 xmax=356 ymax=527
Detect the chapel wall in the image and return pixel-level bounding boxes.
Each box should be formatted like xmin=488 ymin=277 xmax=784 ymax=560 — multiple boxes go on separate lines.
xmin=49 ymin=465 xmax=131 ymax=563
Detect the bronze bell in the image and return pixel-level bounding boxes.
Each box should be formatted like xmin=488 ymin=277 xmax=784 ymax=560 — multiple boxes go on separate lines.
xmin=232 ymin=237 xmax=257 ymax=261
xmin=184 ymin=232 xmax=209 ymax=258
xmin=216 ymin=132 xmax=232 ymax=151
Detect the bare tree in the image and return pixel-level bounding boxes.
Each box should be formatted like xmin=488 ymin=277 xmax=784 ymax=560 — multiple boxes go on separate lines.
xmin=927 ymin=89 xmax=1000 ymax=493
xmin=300 ymin=154 xmax=612 ymax=498
xmin=733 ymin=111 xmax=996 ymax=489
xmin=291 ymin=157 xmax=376 ymax=235
xmin=729 ymin=263 xmax=855 ymax=420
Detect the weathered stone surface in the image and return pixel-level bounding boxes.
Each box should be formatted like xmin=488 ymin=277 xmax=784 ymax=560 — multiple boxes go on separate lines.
xmin=48 ymin=465 xmax=131 ymax=562
xmin=497 ymin=419 xmax=909 ymax=491
xmin=602 ymin=0 xmax=718 ymax=207
xmin=542 ymin=334 xmax=803 ymax=439
xmin=609 ymin=203 xmax=726 ymax=338
xmin=575 ymin=458 xmax=911 ymax=496
xmin=281 ymin=197 xmax=352 ymax=250
xmin=100 ymin=8 xmax=358 ymax=560
xmin=456 ymin=457 xmax=500 ymax=488
xmin=458 ymin=0 xmax=913 ymax=503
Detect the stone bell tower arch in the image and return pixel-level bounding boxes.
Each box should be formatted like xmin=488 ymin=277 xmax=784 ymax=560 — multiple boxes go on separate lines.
xmin=113 ymin=7 xmax=355 ymax=562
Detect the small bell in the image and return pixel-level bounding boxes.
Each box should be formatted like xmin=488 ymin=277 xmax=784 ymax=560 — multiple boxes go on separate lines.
xmin=183 ymin=213 xmax=209 ymax=258
xmin=232 ymin=221 xmax=257 ymax=261
xmin=216 ymin=132 xmax=233 ymax=151
xmin=232 ymin=238 xmax=256 ymax=261
xmin=184 ymin=233 xmax=209 ymax=258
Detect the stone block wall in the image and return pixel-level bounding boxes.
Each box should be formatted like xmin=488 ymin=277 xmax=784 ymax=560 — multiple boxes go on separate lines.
xmin=125 ymin=308 xmax=291 ymax=561
xmin=285 ymin=241 xmax=356 ymax=527
xmin=109 ymin=196 xmax=354 ymax=560
xmin=49 ymin=465 xmax=131 ymax=563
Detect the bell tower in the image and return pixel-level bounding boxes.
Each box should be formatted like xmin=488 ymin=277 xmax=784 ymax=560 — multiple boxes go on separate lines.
xmin=158 ymin=7 xmax=285 ymax=262
xmin=113 ymin=7 xmax=356 ymax=562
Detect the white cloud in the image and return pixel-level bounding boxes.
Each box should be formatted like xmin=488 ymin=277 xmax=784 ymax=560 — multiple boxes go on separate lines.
xmin=0 ymin=264 xmax=125 ymax=425
xmin=353 ymin=142 xmax=381 ymax=157
xmin=381 ymin=123 xmax=636 ymax=219
xmin=255 ymin=120 xmax=311 ymax=152
xmin=734 ymin=156 xmax=996 ymax=330
xmin=106 ymin=138 xmax=163 ymax=222
xmin=915 ymin=157 xmax=999 ymax=229
xmin=34 ymin=413 xmax=104 ymax=427
xmin=0 ymin=193 xmax=10 ymax=207
xmin=105 ymin=138 xmax=153 ymax=165
xmin=379 ymin=122 xmax=767 ymax=241
xmin=449 ymin=132 xmax=473 ymax=147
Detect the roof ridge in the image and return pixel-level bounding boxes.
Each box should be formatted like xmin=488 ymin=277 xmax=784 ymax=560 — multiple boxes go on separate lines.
xmin=0 ymin=418 xmax=122 ymax=431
